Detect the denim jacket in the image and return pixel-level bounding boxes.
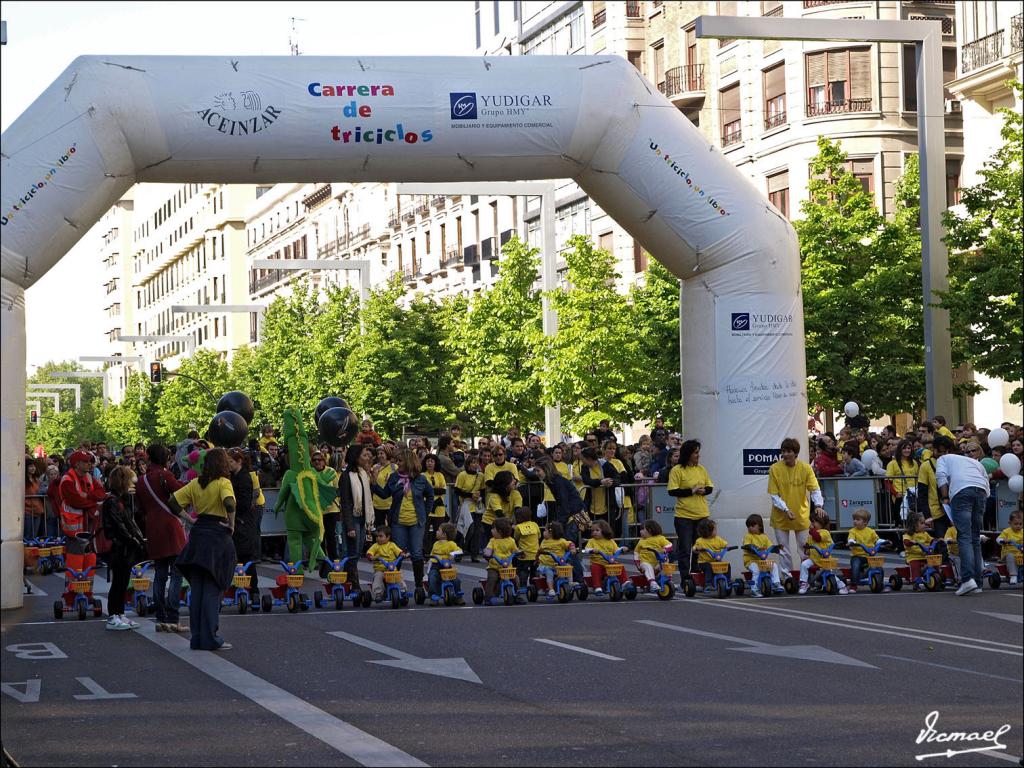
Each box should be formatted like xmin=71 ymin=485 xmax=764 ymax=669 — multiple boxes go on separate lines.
xmin=381 ymin=472 xmax=434 ymax=526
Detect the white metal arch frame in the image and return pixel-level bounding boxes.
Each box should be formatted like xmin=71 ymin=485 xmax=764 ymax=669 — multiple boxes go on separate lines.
xmin=1 ymin=55 xmax=806 ymax=608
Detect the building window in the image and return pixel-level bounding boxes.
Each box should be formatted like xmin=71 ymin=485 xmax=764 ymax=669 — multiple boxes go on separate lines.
xmin=568 ymin=7 xmax=584 ymax=50
xmin=650 ymin=40 xmax=665 ymax=91
xmin=717 ymin=1 xmax=737 ymax=46
xmin=902 ymin=45 xmax=958 ymax=112
xmin=720 ymin=84 xmax=742 ymax=146
xmin=767 ymin=170 xmax=790 ymax=218
xmin=946 ymin=157 xmax=962 ymax=206
xmin=599 ymin=231 xmax=614 ymax=255
xmin=805 ymin=47 xmax=872 ymax=116
xmin=763 ymin=63 xmax=786 ymax=130
xmin=632 ymin=240 xmax=648 ymax=273
xmin=627 ymin=50 xmax=643 ymax=73
xmin=847 ymin=158 xmax=874 ymax=195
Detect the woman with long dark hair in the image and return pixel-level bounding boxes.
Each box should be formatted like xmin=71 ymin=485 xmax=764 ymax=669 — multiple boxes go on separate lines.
xmin=169 ymin=448 xmax=237 ymax=652
xmin=102 ymin=466 xmax=146 ymax=631
xmin=136 ymin=443 xmax=186 ymax=633
xmin=228 ymin=448 xmax=259 ymax=598
xmin=667 ymin=439 xmax=714 ymax=579
xmin=338 ymin=442 xmax=377 ymax=590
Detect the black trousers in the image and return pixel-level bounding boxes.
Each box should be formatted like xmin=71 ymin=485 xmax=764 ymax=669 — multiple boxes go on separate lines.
xmin=106 ymin=555 xmax=131 ymax=617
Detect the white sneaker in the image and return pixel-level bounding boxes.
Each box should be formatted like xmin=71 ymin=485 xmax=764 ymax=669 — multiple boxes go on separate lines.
xmin=594 ymin=587 xmax=604 ymax=596
xmin=798 ymin=582 xmax=809 ymax=595
xmin=105 ymin=616 xmax=129 ymax=631
xmin=1010 ymin=577 xmax=1019 ymax=586
xmin=954 ymin=578 xmax=979 ymax=596
xmin=649 ymin=580 xmax=660 ymax=592
xmin=547 ymin=589 xmax=555 ymax=597
xmin=120 ymin=616 xmax=140 ymax=629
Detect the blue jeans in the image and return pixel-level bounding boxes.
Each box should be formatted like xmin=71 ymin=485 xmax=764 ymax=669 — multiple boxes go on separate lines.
xmin=391 ymin=521 xmax=424 ymax=566
xmin=152 ymin=556 xmax=182 ymax=625
xmin=427 ymin=565 xmax=462 ymax=598
xmin=850 ymin=556 xmax=868 ymax=586
xmin=952 ymin=487 xmax=986 ymax=585
xmin=340 ymin=516 xmax=366 ymax=560
xmin=188 ymin=568 xmax=225 ymax=651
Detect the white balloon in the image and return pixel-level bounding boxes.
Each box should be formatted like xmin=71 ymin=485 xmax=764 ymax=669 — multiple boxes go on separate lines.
xmin=844 ymin=402 xmax=859 ymax=418
xmin=861 ymin=449 xmax=878 ymax=466
xmin=988 ymin=427 xmax=1009 ymax=448
xmin=999 ymin=453 xmax=1022 ymax=478
xmin=1009 ymin=474 xmax=1024 ymax=494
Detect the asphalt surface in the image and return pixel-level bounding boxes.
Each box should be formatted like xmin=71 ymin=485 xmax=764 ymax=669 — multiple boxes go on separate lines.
xmin=3 ymin=559 xmax=1022 ymax=768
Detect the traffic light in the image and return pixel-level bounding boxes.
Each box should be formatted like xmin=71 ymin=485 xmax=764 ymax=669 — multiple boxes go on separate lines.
xmin=29 ymin=409 xmax=38 ymax=424
xmin=150 ymin=361 xmax=163 ymax=384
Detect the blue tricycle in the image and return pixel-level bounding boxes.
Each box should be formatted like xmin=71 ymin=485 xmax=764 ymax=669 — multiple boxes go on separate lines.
xmin=804 ymin=543 xmax=845 ymax=595
xmin=315 ymin=556 xmax=369 ymax=609
xmin=472 ymin=552 xmax=527 ymax=606
xmin=740 ymin=544 xmax=791 ymax=597
xmin=583 ymin=547 xmax=633 ymax=601
xmin=373 ymin=555 xmax=411 ymax=609
xmin=222 ymin=560 xmax=257 ymax=614
xmin=903 ymin=540 xmax=954 ymax=592
xmin=847 ymin=540 xmax=901 ymax=593
xmin=684 ymin=545 xmax=745 ymax=598
xmin=534 ymin=549 xmax=589 ymax=603
xmin=421 ymin=553 xmax=465 ymax=606
xmin=261 ymin=560 xmax=313 ymax=613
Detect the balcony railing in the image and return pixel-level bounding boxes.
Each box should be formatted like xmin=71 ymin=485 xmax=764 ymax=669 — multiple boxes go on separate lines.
xmin=721 ymin=121 xmax=742 ymax=147
xmin=402 ymin=209 xmax=416 ymax=222
xmin=763 ymin=4 xmax=783 ymax=17
xmin=351 ymin=224 xmax=371 ymax=242
xmin=318 ymin=237 xmax=349 ymax=259
xmin=431 ymin=195 xmax=446 ymax=208
xmin=806 ymin=97 xmax=871 ymax=117
xmin=415 ymin=203 xmax=429 ymax=217
xmin=401 ymin=265 xmax=421 ymax=284
xmin=250 ymin=268 xmax=288 ymax=293
xmin=388 ymin=209 xmax=401 ymax=229
xmin=626 ymin=1 xmax=641 ymax=18
xmin=764 ymin=111 xmax=787 ymax=130
xmin=661 ymin=64 xmax=705 ymax=98
xmin=593 ymin=8 xmax=606 ymax=27
xmin=442 ymin=247 xmax=463 ymax=268
xmin=961 ymin=29 xmax=1004 ymax=73
xmin=803 ymin=1 xmax=850 ymax=7
xmin=1012 ymin=14 xmax=1022 ymax=53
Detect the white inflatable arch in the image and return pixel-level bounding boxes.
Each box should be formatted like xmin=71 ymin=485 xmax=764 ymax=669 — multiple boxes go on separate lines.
xmin=1 ymin=56 xmax=806 ymax=608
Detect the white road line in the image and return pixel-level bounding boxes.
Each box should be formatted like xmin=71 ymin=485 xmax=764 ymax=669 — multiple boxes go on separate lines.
xmin=22 ymin=579 xmax=47 ymax=597
xmin=533 ymin=638 xmax=624 ymax=660
xmin=974 ymin=611 xmax=1024 ymax=625
xmin=877 ymin=654 xmax=1023 ymax=683
xmin=136 ymin=622 xmax=426 ymax=767
xmin=683 ymin=601 xmax=1023 ymax=657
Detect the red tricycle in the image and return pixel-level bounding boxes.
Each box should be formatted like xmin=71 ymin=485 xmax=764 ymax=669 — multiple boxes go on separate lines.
xmin=53 ymin=566 xmax=104 ymax=620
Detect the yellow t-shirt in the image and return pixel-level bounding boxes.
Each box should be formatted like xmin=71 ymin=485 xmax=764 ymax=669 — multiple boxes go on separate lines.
xmin=998 ymin=527 xmax=1022 ymax=558
xmin=944 ymin=525 xmax=959 ymax=556
xmin=321 ymin=467 xmax=340 ymax=514
xmin=937 ymin=425 xmax=955 ymax=440
xmin=367 ymin=540 xmax=404 ymax=571
xmin=571 ymin=460 xmax=586 ymax=496
xmin=607 ymin=458 xmax=632 ymax=512
xmin=538 ymin=537 xmax=572 ymax=566
xmin=173 ymin=477 xmax=234 ymax=519
xmin=635 ymin=534 xmax=672 ymax=565
xmin=554 ymin=461 xmax=572 ymax=482
xmin=455 ymin=470 xmax=485 ymax=498
xmin=398 ymin=491 xmax=417 ymax=526
xmin=903 ymin=531 xmax=935 ymax=562
xmin=805 ymin=529 xmax=835 ymax=567
xmin=767 ymin=460 xmax=819 ymax=532
xmin=583 ymin=537 xmax=620 ymax=566
xmin=580 ymin=462 xmax=611 ymax=516
xmin=693 ymin=535 xmax=729 ymax=564
xmin=426 ymin=471 xmax=447 ymax=518
xmin=484 ymin=489 xmax=522 ymax=525
xmin=846 ymin=526 xmax=881 ymax=557
xmin=514 ymin=521 xmax=541 ymax=560
xmin=741 ymin=531 xmax=774 ymax=567
xmin=484 ymin=460 xmax=524 ymax=488
xmin=667 ymin=464 xmax=712 ymax=519
xmin=886 ymin=458 xmax=920 ymax=495
xmin=429 ymin=539 xmax=461 ymax=562
xmin=485 ymin=536 xmax=518 ymax=570
xmin=250 ymin=471 xmax=265 ymax=506
xmin=373 ymin=465 xmax=394 ymax=511
xmin=916 ymin=458 xmax=942 ymax=520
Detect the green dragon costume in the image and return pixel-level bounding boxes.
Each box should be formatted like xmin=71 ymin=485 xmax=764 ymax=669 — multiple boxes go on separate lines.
xmin=273 ymin=407 xmax=338 ymax=573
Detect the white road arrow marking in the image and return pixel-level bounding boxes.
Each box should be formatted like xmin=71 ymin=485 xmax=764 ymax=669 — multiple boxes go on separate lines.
xmin=637 ymin=619 xmax=876 ymax=668
xmin=328 ymin=631 xmax=482 ymax=684
xmin=915 ymin=744 xmax=1006 ymax=761
xmin=974 ymin=611 xmax=1023 ymax=625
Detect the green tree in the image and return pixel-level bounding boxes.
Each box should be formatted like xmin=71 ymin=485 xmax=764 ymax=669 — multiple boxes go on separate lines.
xmin=447 ymin=235 xmax=544 ymax=433
xmin=941 ymin=81 xmax=1023 ymax=404
xmin=629 ymin=258 xmax=682 ymax=426
xmin=794 ymin=137 xmax=925 ymax=417
xmin=96 ymin=373 xmax=161 ymax=446
xmin=539 ymin=235 xmax=646 ymax=433
xmin=25 ymin=361 xmax=107 ymax=453
xmin=154 ymin=349 xmax=231 ymax=440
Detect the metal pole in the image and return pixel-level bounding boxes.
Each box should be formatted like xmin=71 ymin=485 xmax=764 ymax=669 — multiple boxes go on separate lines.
xmin=678 ymin=280 xmax=684 ymax=432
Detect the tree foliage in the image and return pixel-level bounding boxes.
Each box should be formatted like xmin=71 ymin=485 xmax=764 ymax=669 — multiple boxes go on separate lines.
xmin=154 ymin=348 xmax=231 ymax=440
xmin=941 ymin=81 xmax=1023 ymax=404
xmin=96 ymin=373 xmax=160 ymax=446
xmin=25 ymin=361 xmax=107 ymax=454
xmin=794 ymin=137 xmax=925 ymax=418
xmin=629 ymin=258 xmax=682 ymax=425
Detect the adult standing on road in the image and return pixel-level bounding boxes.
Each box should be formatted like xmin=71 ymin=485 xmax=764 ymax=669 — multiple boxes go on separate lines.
xmin=168 ymin=448 xmax=237 ymax=652
xmin=382 ymin=448 xmax=434 ymax=598
xmin=58 ymin=450 xmax=107 ymax=580
xmin=338 ymin=442 xmax=376 ymax=591
xmin=667 ymin=439 xmax=713 ymax=578
xmin=932 ymin=435 xmax=990 ymax=596
xmin=136 ymin=444 xmax=186 ymax=633
xmin=767 ymin=437 xmax=825 ymax=573
xmin=101 ymin=466 xmax=146 ymax=631
xmin=228 ymin=448 xmax=259 ymax=598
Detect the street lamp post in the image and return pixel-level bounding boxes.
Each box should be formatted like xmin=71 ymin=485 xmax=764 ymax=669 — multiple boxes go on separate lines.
xmin=25 ymin=392 xmax=61 ymax=413
xmin=51 ymin=371 xmax=108 ymax=408
xmin=116 ymin=334 xmax=197 ymax=355
xmin=27 ymin=383 xmax=81 ymax=410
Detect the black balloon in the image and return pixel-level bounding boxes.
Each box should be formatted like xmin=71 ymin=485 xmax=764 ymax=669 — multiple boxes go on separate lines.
xmin=318 ymin=406 xmax=357 ymax=448
xmin=314 ymin=396 xmax=349 ymax=426
xmin=208 ymin=410 xmax=249 ymax=448
xmin=216 ymin=391 xmax=255 ymax=425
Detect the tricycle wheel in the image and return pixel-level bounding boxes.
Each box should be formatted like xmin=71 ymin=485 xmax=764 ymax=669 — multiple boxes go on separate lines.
xmin=869 ymin=573 xmax=883 ymax=593
xmin=502 ymin=584 xmax=515 ymax=606
xmin=360 ymin=590 xmax=372 ymax=608
xmin=443 ymin=589 xmax=454 ymax=607
xmin=926 ymin=572 xmax=940 ymax=592
xmin=77 ymin=602 xmax=86 ymax=621
xmin=53 ymin=600 xmax=63 ymax=620
xmin=414 ymin=587 xmax=426 ymax=606
xmin=624 ymin=583 xmax=637 ymax=600
xmin=890 ymin=574 xmax=903 ymax=592
xmin=658 ymin=581 xmax=675 ymax=600
xmin=784 ymin=577 xmax=798 ymax=595
xmin=733 ymin=580 xmax=745 ymax=597
xmin=608 ymin=580 xmax=622 ymax=602
xmin=400 ymin=595 xmax=409 ymax=606
xmin=390 ymin=591 xmax=400 ymax=609
xmin=526 ymin=584 xmax=538 ymax=603
xmin=299 ymin=593 xmax=310 ymax=610
xmin=472 ymin=587 xmax=484 ymax=605
xmin=824 ymin=575 xmax=838 ymax=595
xmin=683 ymin=578 xmax=696 ymax=598
xmin=334 ymin=593 xmax=344 ymax=610
xmin=716 ymin=580 xmax=729 ymax=599
xmin=557 ymin=583 xmax=571 ymax=603
xmin=261 ymin=593 xmax=273 ymax=613
xmin=135 ymin=595 xmax=147 ymax=617
xmin=93 ymin=598 xmax=103 ymax=617
xmin=576 ymin=583 xmax=588 ymax=601
xmin=38 ymin=559 xmax=52 ymax=575
xmin=988 ymin=572 xmax=1001 ymax=590
xmin=287 ymin=592 xmax=299 ymax=613
xmin=314 ymin=590 xmax=323 ymax=609
xmin=238 ymin=591 xmax=249 ymax=614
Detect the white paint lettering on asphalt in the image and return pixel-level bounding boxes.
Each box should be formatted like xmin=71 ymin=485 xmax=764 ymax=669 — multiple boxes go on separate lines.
xmin=72 ymin=676 xmax=137 ymax=700
xmin=683 ymin=601 xmax=1024 ymax=657
xmin=328 ymin=631 xmax=482 ymax=684
xmin=974 ymin=611 xmax=1024 ymax=625
xmin=532 ymin=639 xmax=624 ymax=661
xmin=878 ymin=654 xmax=1023 ymax=684
xmin=1 ymin=680 xmax=41 ymax=703
xmin=636 ymin=619 xmax=876 ymax=668
xmin=5 ymin=642 xmax=67 ymax=660
xmin=138 ymin=623 xmax=427 ymax=767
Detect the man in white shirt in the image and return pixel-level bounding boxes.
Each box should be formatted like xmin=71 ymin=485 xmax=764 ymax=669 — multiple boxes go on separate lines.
xmin=933 ymin=435 xmax=990 ymax=595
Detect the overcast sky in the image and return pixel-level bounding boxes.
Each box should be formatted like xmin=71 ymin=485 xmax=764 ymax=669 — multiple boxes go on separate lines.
xmin=1 ymin=1 xmax=476 ymax=372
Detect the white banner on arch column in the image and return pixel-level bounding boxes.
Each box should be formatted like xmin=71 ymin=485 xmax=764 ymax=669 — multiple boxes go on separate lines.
xmin=714 ymin=293 xmax=804 ymax=491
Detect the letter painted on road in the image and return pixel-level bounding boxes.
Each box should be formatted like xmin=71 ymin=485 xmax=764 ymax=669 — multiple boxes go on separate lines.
xmin=1 ymin=680 xmax=42 ymax=703
xmin=5 ymin=642 xmax=67 ymax=659
xmin=72 ymin=676 xmax=137 ymax=700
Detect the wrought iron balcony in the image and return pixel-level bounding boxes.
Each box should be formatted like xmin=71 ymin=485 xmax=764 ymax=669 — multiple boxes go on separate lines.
xmin=593 ymin=8 xmax=606 ymax=27
xmin=961 ymin=28 xmax=1004 ymax=73
xmin=443 ymin=247 xmax=463 ymax=268
xmin=764 ymin=111 xmax=787 ymax=131
xmin=805 ymin=97 xmax=871 ymax=117
xmin=721 ymin=121 xmax=742 ymax=147
xmin=626 ymin=1 xmax=641 ymax=19
xmin=388 ymin=209 xmax=401 ymax=230
xmin=1011 ymin=14 xmax=1022 ymax=53
xmin=431 ymin=195 xmax=446 ymax=208
xmin=660 ymin=65 xmax=706 ymax=106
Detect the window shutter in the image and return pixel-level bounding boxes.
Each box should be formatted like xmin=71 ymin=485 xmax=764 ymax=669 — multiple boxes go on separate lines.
xmin=767 ymin=170 xmax=789 ymax=193
xmin=721 ymin=84 xmax=741 ymax=121
xmin=806 ymin=52 xmax=825 ymax=87
xmin=828 ymin=49 xmax=849 ymax=83
xmin=850 ymin=48 xmax=871 ymax=100
xmin=764 ymin=63 xmax=785 ymax=100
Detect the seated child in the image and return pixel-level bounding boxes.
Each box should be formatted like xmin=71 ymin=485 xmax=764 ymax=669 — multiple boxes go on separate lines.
xmin=903 ymin=512 xmax=945 ymax=589
xmin=582 ymin=519 xmax=626 ymax=595
xmin=633 ymin=519 xmax=673 ymax=592
xmin=366 ymin=526 xmax=407 ymax=601
xmin=997 ymin=510 xmax=1023 ymax=586
xmin=482 ymin=518 xmax=521 ymax=604
xmin=799 ymin=509 xmax=848 ymax=595
xmin=693 ymin=517 xmax=730 ymax=587
xmin=427 ymin=522 xmax=465 ymax=605
xmin=513 ymin=508 xmax=541 ymax=588
xmin=943 ymin=523 xmax=960 ymax=582
xmin=846 ymin=509 xmax=882 ymax=591
xmin=741 ymin=513 xmax=784 ymax=596
xmin=537 ymin=521 xmax=577 ymax=597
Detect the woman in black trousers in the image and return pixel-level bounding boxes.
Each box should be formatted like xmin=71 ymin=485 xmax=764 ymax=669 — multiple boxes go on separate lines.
xmin=102 ymin=466 xmax=146 ymax=630
xmin=228 ymin=448 xmax=258 ymax=598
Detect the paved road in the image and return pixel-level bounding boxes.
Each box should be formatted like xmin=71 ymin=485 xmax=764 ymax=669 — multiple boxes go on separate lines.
xmin=3 ymin=562 xmax=1021 ymax=767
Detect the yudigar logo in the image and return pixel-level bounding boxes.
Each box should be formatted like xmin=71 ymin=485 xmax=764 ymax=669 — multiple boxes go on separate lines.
xmin=450 ymin=92 xmax=477 ymax=120
xmin=731 ymin=313 xmax=750 ymax=331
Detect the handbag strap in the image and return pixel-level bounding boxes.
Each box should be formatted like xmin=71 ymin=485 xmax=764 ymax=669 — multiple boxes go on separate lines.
xmin=142 ymin=473 xmax=177 ymax=519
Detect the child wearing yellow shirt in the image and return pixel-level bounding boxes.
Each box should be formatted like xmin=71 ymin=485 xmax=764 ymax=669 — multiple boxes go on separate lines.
xmin=799 ymin=509 xmax=848 ymax=595
xmin=633 ymin=519 xmax=673 ymax=592
xmin=692 ymin=518 xmax=731 ymax=587
xmin=537 ymin=521 xmax=577 ymax=597
xmin=943 ymin=524 xmax=961 ymax=582
xmin=513 ymin=507 xmax=541 ymax=589
xmin=427 ymin=523 xmax=465 ymax=605
xmin=582 ymin=519 xmax=627 ymax=596
xmin=997 ymin=511 xmax=1023 ymax=586
xmin=741 ymin=514 xmax=785 ymax=596
xmin=365 ymin=526 xmax=407 ymax=601
xmin=845 ymin=509 xmax=883 ymax=592
xmin=482 ymin=518 xmax=523 ymax=604
xmin=903 ymin=513 xmax=941 ymax=590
